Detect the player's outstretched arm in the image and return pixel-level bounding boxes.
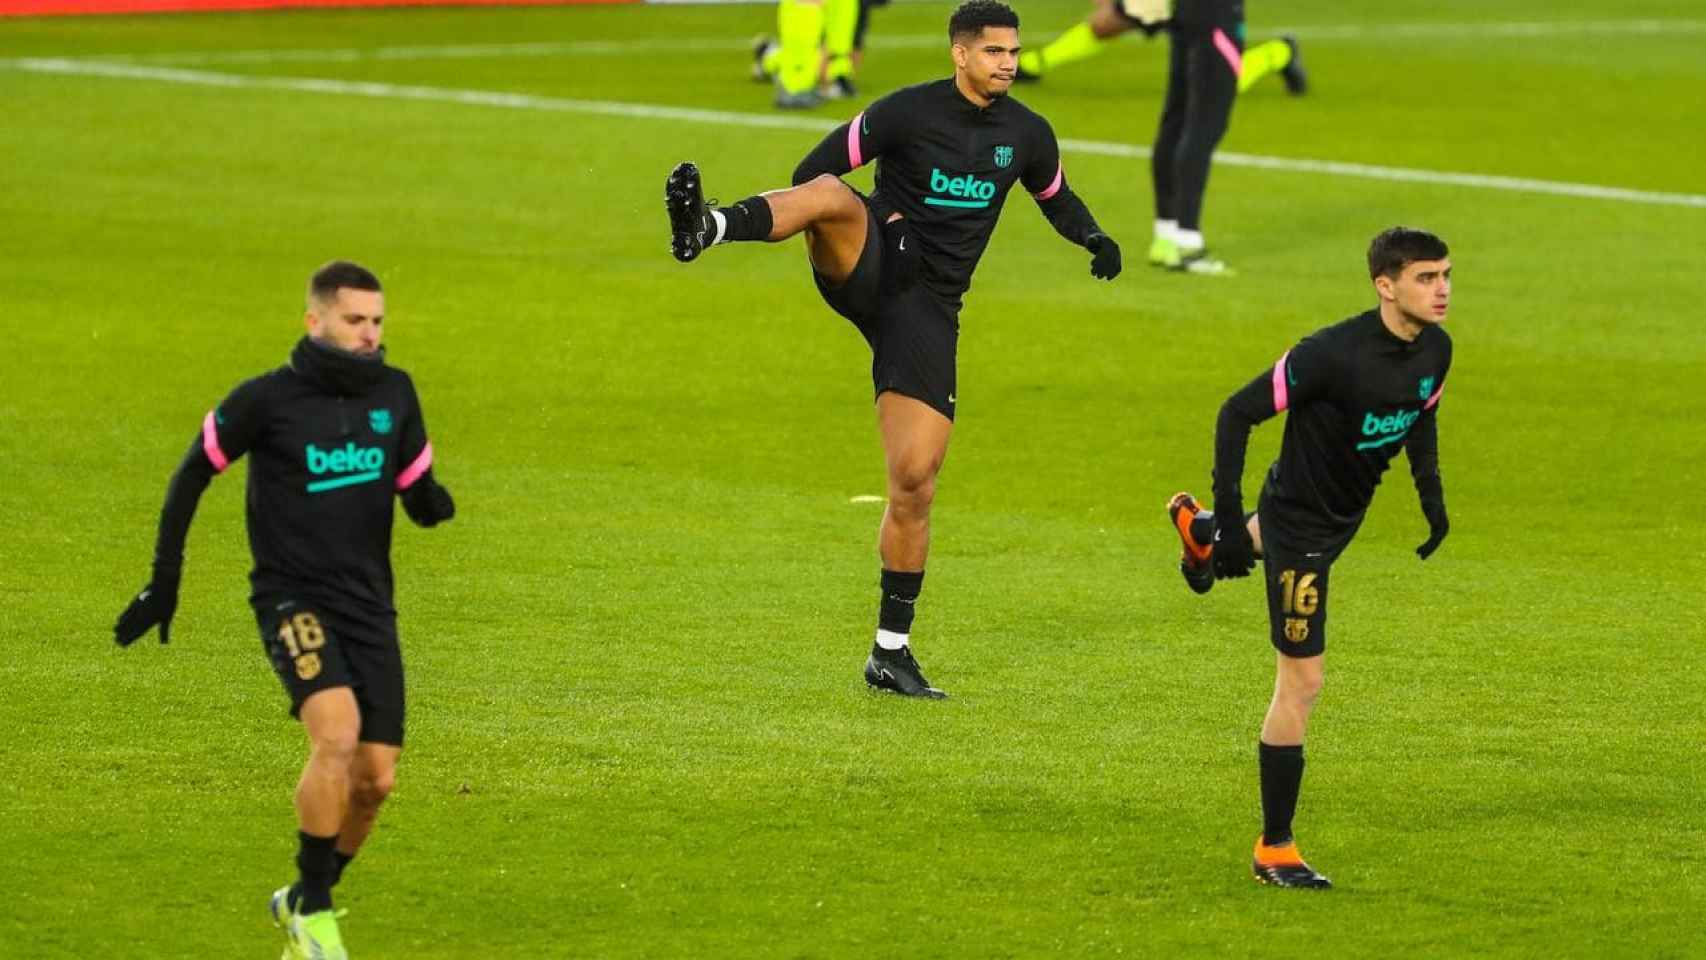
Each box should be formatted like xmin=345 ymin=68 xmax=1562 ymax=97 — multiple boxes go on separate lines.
xmin=115 ymin=439 xmax=217 ymax=646
xmin=1024 ymin=124 xmax=1120 ymax=279
xmin=1406 ymin=410 xmax=1448 ymax=559
xmin=1209 ymin=373 xmax=1273 ymax=579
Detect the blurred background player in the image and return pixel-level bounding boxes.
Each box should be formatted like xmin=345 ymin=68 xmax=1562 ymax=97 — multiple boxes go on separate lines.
xmin=1013 ymin=0 xmax=1304 ymax=97
xmin=753 ymin=0 xmax=889 ymax=107
xmin=1145 ymin=0 xmax=1296 ymax=275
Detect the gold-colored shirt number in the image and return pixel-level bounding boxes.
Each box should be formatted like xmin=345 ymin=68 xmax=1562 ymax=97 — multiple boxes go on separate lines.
xmin=278 ymin=612 xmax=327 ymax=680
xmin=1277 ymin=570 xmax=1320 ymax=617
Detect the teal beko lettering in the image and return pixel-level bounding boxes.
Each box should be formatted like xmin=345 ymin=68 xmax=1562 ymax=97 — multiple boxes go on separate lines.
xmin=1356 ymin=409 xmax=1421 ymax=450
xmin=926 ymin=168 xmax=997 ymax=208
xmin=305 ymin=442 xmax=386 ymax=493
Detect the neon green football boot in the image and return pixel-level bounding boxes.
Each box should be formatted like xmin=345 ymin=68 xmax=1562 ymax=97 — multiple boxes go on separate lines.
xmin=290 ymin=909 xmax=349 ymax=960
xmin=1149 ymin=233 xmax=1180 ymax=268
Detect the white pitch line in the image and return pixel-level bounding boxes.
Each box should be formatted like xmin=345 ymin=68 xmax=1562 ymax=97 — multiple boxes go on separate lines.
xmin=9 ymin=57 xmax=1705 ymax=210
xmin=5 ymin=19 xmax=1703 ymax=67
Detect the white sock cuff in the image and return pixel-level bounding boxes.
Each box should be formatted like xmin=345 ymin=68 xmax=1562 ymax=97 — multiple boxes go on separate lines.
xmin=875 ymin=629 xmax=909 ymax=651
xmin=709 ymin=209 xmax=728 ymax=245
xmin=1154 ymin=218 xmax=1178 ymax=240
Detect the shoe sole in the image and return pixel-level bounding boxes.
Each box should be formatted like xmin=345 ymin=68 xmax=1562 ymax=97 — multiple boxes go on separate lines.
xmin=1167 ymin=492 xmax=1215 ymax=594
xmin=665 ymin=162 xmax=705 ymax=263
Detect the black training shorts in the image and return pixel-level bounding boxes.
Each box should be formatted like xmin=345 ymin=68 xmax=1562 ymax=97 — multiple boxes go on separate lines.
xmin=253 ymin=595 xmax=406 ymax=746
xmin=812 ymin=198 xmax=960 ymax=421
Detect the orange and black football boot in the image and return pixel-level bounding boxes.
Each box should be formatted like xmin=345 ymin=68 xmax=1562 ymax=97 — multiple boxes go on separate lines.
xmin=1252 ymin=836 xmax=1332 ymax=889
xmin=1167 ymin=492 xmax=1215 ymax=595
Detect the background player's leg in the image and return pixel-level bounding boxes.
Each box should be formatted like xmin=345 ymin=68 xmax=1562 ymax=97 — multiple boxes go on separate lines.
xmin=332 ymin=741 xmax=401 ymax=885
xmin=1238 ymin=37 xmax=1295 ymax=93
xmin=1168 ymin=27 xmax=1240 ymax=271
xmin=821 ymin=0 xmax=859 ymax=98
xmin=295 ymin=687 xmax=360 ymax=913
xmin=1016 ymin=0 xmax=1131 ymax=79
xmin=1149 ymin=29 xmax=1191 ymax=265
xmin=774 ymin=0 xmax=825 ymax=108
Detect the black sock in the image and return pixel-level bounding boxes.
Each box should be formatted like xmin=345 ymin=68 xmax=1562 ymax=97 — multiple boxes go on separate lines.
xmin=878 ymin=569 xmax=924 ymax=637
xmin=331 ymin=850 xmax=355 ymax=888
xmin=1258 ymin=742 xmax=1305 ymax=846
xmin=296 ymin=831 xmax=338 ymax=914
xmin=1190 ymin=512 xmax=1214 ymax=545
xmin=715 ymin=196 xmax=774 ymax=243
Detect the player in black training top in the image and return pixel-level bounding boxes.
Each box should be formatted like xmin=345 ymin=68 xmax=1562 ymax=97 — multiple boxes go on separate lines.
xmin=113 ymin=261 xmax=455 ymax=958
xmin=664 ymin=0 xmax=1122 ymax=699
xmin=1164 ymin=228 xmax=1454 ymax=888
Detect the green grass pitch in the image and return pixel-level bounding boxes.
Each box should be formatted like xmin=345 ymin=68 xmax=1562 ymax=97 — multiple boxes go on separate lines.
xmin=3 ymin=1 xmax=1704 ymax=955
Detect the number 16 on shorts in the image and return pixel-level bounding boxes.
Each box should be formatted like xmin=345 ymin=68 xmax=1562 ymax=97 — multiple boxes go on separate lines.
xmin=1267 ymin=563 xmax=1329 ymax=657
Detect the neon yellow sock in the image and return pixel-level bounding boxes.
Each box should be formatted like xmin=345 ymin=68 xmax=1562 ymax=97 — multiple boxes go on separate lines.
xmin=1238 ymin=38 xmax=1292 ymax=93
xmin=777 ymin=0 xmax=825 ymax=96
xmin=1028 ymin=22 xmax=1104 ymax=76
xmin=822 ymin=0 xmax=857 ymax=82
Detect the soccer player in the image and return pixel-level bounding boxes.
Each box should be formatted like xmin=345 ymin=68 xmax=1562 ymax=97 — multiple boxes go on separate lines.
xmin=1013 ymin=0 xmax=1304 ymax=99
xmin=669 ymin=0 xmax=1122 ymax=698
xmin=113 ymin=261 xmax=456 ymax=957
xmin=1165 ymin=227 xmax=1454 ymax=887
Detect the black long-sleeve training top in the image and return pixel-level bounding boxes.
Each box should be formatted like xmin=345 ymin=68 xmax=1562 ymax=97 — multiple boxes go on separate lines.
xmin=792 ymin=78 xmax=1104 ymax=308
xmin=149 ymin=337 xmax=438 ymax=623
xmin=1213 ymin=309 xmax=1452 ymax=551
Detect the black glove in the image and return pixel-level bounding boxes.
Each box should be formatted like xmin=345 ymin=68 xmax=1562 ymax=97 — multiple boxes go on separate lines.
xmin=1211 ymin=507 xmax=1256 ymax=579
xmin=1416 ymin=495 xmax=1449 ymax=560
xmin=1086 ymin=232 xmax=1122 ymax=280
xmin=115 ymin=576 xmax=179 ymax=646
xmin=402 ymin=477 xmax=456 ymax=528
xmin=878 ymin=216 xmax=920 ymax=293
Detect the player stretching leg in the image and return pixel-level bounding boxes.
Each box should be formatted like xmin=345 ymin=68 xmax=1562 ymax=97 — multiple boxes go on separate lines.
xmin=115 ymin=262 xmax=456 ymax=957
xmin=1167 ymin=228 xmax=1455 ymax=887
xmin=669 ymin=0 xmax=1122 ymax=698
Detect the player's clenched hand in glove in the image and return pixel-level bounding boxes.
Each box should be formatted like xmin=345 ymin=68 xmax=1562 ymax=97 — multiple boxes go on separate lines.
xmin=879 ymin=215 xmax=920 ymax=293
xmin=402 ymin=476 xmax=456 ymax=528
xmin=1211 ymin=510 xmax=1257 ymax=579
xmin=1086 ymin=232 xmax=1122 ymax=280
xmin=115 ymin=576 xmax=179 ymax=646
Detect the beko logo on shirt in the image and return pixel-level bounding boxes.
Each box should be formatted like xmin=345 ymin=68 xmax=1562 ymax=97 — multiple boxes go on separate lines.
xmin=305 ymin=443 xmax=386 ymax=493
xmin=1356 ymin=409 xmax=1421 ymax=451
xmin=926 ymin=168 xmax=996 ymax=208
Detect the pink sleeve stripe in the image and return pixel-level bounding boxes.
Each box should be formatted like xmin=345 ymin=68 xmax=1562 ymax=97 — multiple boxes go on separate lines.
xmin=395 ymin=442 xmax=433 ymax=491
xmin=847 ymin=112 xmax=865 ymax=169
xmin=201 ymin=410 xmax=230 ymax=473
xmin=1272 ymin=352 xmax=1290 ymax=412
xmin=1424 ymin=386 xmax=1444 ymax=410
xmin=1033 ymin=162 xmax=1064 ymax=201
xmin=1212 ymin=28 xmax=1243 ymax=77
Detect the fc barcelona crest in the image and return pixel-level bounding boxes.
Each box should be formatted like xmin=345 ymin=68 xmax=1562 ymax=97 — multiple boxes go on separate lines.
xmin=1284 ymin=617 xmax=1311 ymax=644
xmin=994 ymin=145 xmax=1013 ymax=168
xmin=369 ymin=408 xmax=393 ymax=435
xmin=1418 ymin=375 xmax=1435 ymax=400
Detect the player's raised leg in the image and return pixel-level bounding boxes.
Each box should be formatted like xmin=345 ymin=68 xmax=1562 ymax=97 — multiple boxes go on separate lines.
xmin=666 ymin=163 xmax=867 ymax=278
xmin=864 ymin=392 xmax=951 ymax=699
xmin=1163 ymin=494 xmax=1264 ymax=594
xmin=1254 ymin=651 xmax=1331 ymax=888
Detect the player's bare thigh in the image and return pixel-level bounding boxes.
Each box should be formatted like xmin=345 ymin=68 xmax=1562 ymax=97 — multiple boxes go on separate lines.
xmin=764 ymin=174 xmax=868 ymax=286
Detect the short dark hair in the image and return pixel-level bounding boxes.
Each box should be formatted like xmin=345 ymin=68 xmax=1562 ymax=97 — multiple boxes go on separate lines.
xmin=1367 ymin=227 xmax=1449 ymax=279
xmin=949 ymin=0 xmax=1019 ymax=44
xmin=308 ymin=260 xmax=382 ymax=305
